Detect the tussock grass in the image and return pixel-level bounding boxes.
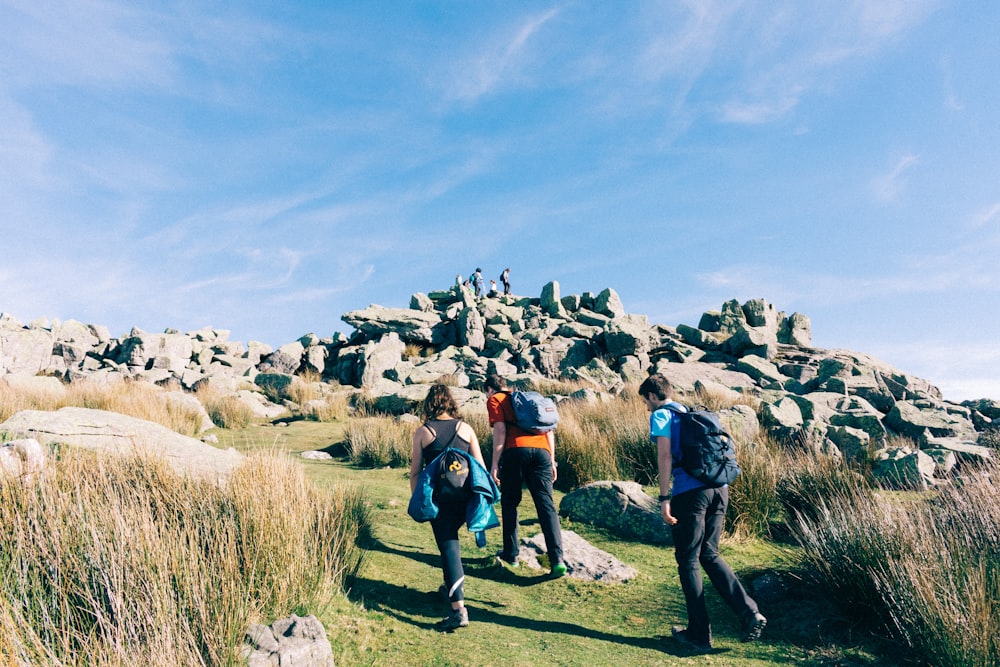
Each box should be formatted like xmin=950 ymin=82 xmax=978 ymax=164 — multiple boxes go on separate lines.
xmin=0 ymin=380 xmax=208 ymax=437
xmin=0 ymin=448 xmax=370 ymax=667
xmin=286 ymin=378 xmax=318 ymax=406
xmin=196 ymin=387 xmax=257 ymax=429
xmin=344 ymin=417 xmax=412 ymax=468
xmin=785 ymin=452 xmax=1000 ymax=666
xmin=303 ymin=393 xmax=352 ymax=423
xmin=727 ymin=434 xmax=783 ymax=538
xmin=435 ymin=373 xmax=462 ymax=387
xmin=555 ymin=392 xmax=651 ymax=488
xmin=458 ymin=409 xmax=493 ymax=468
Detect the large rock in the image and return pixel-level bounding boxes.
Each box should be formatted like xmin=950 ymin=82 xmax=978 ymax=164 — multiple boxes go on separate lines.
xmin=676 ymin=324 xmax=723 ymax=351
xmin=560 ymin=481 xmax=670 ymax=545
xmin=243 ymin=614 xmax=334 ymax=667
xmin=260 ymin=341 xmax=304 ymax=375
xmin=828 ymin=395 xmax=888 ymax=444
xmin=0 ymin=407 xmax=242 ymax=479
xmin=759 ymin=397 xmax=804 ymax=441
xmin=723 ymin=325 xmax=778 ymax=360
xmin=1 ymin=374 xmax=68 ymax=398
xmin=720 ymin=404 xmax=760 ymax=443
xmin=778 ymin=312 xmax=812 ymax=346
xmin=526 ymin=338 xmax=594 ymax=378
xmin=458 ymin=307 xmax=485 ymax=351
xmin=742 ymin=298 xmax=779 ymax=331
xmin=920 ymin=435 xmax=994 ymax=467
xmin=359 ymin=333 xmax=405 ymax=388
xmin=341 ymin=306 xmax=443 ymax=345
xmin=650 ymin=361 xmax=757 ymax=395
xmin=540 ymin=281 xmax=567 ymax=318
xmin=114 ymin=329 xmax=194 ymax=372
xmin=736 ymin=355 xmax=784 ymax=387
xmin=0 ymin=327 xmax=54 ymax=375
xmin=515 ymin=529 xmax=637 ymax=583
xmin=163 ymin=390 xmax=215 ymax=433
xmin=602 ymin=317 xmax=654 ymax=358
xmin=593 ymin=288 xmax=625 ymax=319
xmin=871 ymin=447 xmax=936 ymax=490
xmin=886 ymin=400 xmax=976 ymax=440
xmin=235 ymin=390 xmax=287 ymax=419
xmin=0 ymin=438 xmax=47 ymax=480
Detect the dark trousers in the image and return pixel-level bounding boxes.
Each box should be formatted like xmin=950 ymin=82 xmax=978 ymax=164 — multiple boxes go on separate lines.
xmin=670 ymin=486 xmax=758 ymax=643
xmin=498 ymin=447 xmax=563 ymax=565
xmin=431 ymin=500 xmax=466 ymax=604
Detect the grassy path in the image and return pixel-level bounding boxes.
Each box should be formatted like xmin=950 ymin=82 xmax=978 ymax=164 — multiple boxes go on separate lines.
xmin=221 ymin=421 xmax=890 ymax=667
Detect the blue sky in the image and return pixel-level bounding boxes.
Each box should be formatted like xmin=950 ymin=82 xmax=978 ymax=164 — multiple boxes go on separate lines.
xmin=2 ymin=1 xmax=998 ymax=402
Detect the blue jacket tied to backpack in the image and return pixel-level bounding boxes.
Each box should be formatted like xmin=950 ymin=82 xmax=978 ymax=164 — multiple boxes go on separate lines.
xmin=408 ymin=449 xmax=501 ymax=532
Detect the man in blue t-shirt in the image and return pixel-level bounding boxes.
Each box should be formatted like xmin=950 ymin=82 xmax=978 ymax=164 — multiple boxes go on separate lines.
xmin=640 ymin=373 xmax=766 ymax=653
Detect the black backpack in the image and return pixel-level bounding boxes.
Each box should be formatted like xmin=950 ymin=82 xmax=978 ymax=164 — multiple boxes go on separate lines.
xmin=663 ymin=404 xmax=741 ymax=488
xmin=431 ymin=423 xmax=472 ymax=503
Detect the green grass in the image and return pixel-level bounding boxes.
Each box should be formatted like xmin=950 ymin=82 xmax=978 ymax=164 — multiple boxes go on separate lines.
xmin=220 ymin=420 xmax=900 ymax=667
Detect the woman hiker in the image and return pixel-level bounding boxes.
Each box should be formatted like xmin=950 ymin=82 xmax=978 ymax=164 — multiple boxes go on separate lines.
xmin=409 ymin=384 xmax=489 ymax=630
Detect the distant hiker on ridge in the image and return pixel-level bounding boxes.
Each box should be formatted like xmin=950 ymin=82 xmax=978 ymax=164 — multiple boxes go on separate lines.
xmin=472 ymin=268 xmax=485 ymax=297
xmin=500 ymin=267 xmax=511 ymax=295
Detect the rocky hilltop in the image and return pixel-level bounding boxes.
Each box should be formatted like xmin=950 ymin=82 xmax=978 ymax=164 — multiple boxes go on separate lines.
xmin=2 ymin=281 xmax=997 ymax=487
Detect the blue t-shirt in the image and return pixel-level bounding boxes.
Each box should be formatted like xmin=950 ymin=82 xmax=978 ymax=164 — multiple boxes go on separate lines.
xmin=650 ymin=402 xmax=705 ymax=497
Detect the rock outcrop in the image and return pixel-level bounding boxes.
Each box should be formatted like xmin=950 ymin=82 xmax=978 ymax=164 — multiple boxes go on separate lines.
xmin=0 ymin=407 xmax=242 ymax=480
xmin=2 ymin=282 xmax=995 ymax=488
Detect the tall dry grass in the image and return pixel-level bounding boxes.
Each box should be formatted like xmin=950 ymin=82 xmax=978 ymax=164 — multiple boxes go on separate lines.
xmin=554 ymin=392 xmax=652 ymax=489
xmin=195 ymin=386 xmax=257 ymax=429
xmin=0 ymin=380 xmax=209 ymax=436
xmin=785 ymin=455 xmax=1000 ymax=666
xmin=458 ymin=409 xmax=494 ymax=469
xmin=303 ymin=393 xmax=352 ymax=423
xmin=726 ymin=433 xmax=783 ymax=538
xmin=344 ymin=417 xmax=413 ymax=468
xmin=0 ymin=449 xmax=370 ymax=667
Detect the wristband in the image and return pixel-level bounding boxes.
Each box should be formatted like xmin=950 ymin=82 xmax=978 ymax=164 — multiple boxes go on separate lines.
xmin=658 ymin=495 xmax=670 ymax=502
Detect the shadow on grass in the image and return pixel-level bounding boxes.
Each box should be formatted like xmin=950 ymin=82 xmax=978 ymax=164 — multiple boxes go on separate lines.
xmin=347 ymin=575 xmax=731 ymax=657
xmin=366 ymin=537 xmax=558 ymax=588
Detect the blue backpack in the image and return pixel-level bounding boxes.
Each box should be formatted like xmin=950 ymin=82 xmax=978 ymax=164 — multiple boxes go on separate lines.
xmin=509 ymin=390 xmax=560 ymax=434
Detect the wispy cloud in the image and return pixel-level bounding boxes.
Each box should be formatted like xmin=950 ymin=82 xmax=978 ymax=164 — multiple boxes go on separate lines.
xmin=971 ymin=202 xmax=1000 ymax=229
xmin=871 ymin=153 xmax=920 ymax=202
xmin=3 ymin=0 xmax=175 ymax=88
xmin=719 ymin=88 xmax=804 ymax=124
xmin=444 ymin=8 xmax=561 ymax=103
xmin=699 ymin=2 xmax=939 ymax=125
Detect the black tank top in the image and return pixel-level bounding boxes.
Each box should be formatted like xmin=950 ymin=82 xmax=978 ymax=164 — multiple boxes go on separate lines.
xmin=422 ymin=418 xmax=472 ymax=467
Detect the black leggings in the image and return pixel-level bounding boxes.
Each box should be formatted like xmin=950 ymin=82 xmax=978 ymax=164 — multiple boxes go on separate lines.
xmin=431 ymin=500 xmax=466 ymax=604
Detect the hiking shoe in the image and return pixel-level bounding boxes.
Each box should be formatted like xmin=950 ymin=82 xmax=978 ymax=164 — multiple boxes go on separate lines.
xmin=495 ymin=553 xmax=519 ymax=569
xmin=740 ymin=611 xmax=767 ymax=643
xmin=671 ymin=626 xmax=712 ymax=653
xmin=435 ymin=606 xmax=469 ymax=632
xmin=551 ymin=562 xmax=567 ymax=578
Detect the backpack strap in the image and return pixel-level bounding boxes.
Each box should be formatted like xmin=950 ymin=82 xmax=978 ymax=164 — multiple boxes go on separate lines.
xmin=445 ymin=420 xmax=463 ymax=449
